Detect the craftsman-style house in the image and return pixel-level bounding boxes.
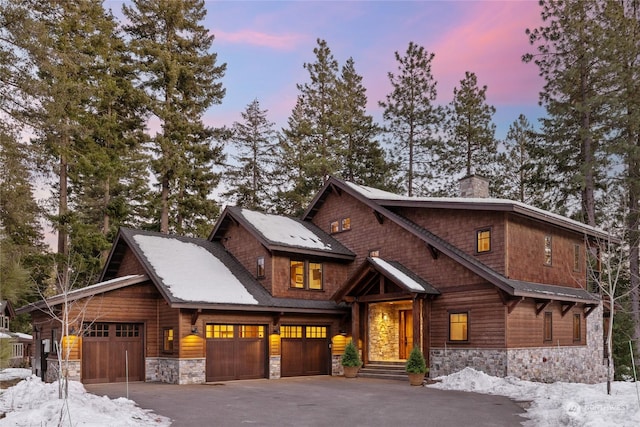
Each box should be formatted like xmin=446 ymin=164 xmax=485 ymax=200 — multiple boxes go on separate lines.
xmin=19 ymin=176 xmax=607 ymax=384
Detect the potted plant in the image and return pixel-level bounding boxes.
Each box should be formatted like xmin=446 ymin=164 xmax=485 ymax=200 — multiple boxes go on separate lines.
xmin=341 ymin=340 xmax=362 ymax=378
xmin=405 ymin=346 xmax=428 ymax=386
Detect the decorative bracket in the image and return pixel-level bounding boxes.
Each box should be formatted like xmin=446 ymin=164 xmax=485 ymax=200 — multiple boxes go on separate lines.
xmin=373 ymin=211 xmax=384 ymax=224
xmin=535 ymin=300 xmax=551 ymax=316
xmin=561 ymin=302 xmax=576 ymax=317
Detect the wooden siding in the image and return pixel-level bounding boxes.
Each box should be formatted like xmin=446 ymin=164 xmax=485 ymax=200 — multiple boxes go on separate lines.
xmin=271 ymin=255 xmax=350 ymax=299
xmin=115 ymin=246 xmax=147 ymax=276
xmin=310 ymin=190 xmax=487 ymax=291
xmin=507 ymin=214 xmax=587 ymax=288
xmin=218 ymin=221 xmax=273 ymax=293
xmin=430 ymin=287 xmax=507 ymax=349
xmin=507 ymin=299 xmax=586 ymax=348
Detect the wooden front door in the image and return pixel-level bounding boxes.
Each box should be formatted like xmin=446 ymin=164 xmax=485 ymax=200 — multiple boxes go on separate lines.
xmin=281 ymin=325 xmax=329 ymax=377
xmin=205 ymin=324 xmax=267 ymax=382
xmin=399 ymin=310 xmax=413 ymax=359
xmin=82 ymin=323 xmax=144 ymax=384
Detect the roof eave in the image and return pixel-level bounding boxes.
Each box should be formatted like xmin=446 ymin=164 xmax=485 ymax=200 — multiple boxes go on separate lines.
xmin=170 ymin=301 xmax=348 ymax=314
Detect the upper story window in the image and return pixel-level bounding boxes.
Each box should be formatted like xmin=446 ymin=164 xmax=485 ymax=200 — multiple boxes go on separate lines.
xmin=544 ymin=235 xmax=553 ymax=266
xmin=476 ymin=229 xmax=491 ymax=253
xmin=369 ymin=249 xmax=380 ymax=258
xmin=290 ymin=260 xmax=323 ymax=290
xmin=573 ymin=244 xmax=580 ymax=272
xmin=330 ymin=218 xmax=351 ymax=234
xmin=1 ymin=315 xmax=9 ymax=331
xmin=257 ymin=256 xmax=265 ymax=279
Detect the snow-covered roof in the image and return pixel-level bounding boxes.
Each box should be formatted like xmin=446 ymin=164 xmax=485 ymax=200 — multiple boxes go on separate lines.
xmin=0 ymin=332 xmax=12 ymax=339
xmin=369 ymin=258 xmax=427 ymax=292
xmin=237 ymin=208 xmax=334 ymax=251
xmin=133 ymin=234 xmax=258 ymax=305
xmin=344 ymin=181 xmax=607 ymax=238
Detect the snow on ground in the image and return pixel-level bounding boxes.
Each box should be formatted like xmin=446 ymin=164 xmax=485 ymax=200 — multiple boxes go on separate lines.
xmin=428 ymin=367 xmax=640 ymax=426
xmin=0 ymin=371 xmax=170 ymax=426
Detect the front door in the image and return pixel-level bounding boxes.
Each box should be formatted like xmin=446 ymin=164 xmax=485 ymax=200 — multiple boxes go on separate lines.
xmin=399 ymin=310 xmax=413 ymax=359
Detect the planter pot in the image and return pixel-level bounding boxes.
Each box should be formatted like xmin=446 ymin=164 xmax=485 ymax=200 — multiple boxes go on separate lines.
xmin=407 ymin=372 xmax=425 ymax=386
xmin=343 ymin=366 xmax=360 ymax=378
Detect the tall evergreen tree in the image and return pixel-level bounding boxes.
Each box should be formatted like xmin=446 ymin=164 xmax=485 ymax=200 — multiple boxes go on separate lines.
xmin=123 ymin=0 xmax=226 ymax=237
xmin=379 ymin=42 xmax=443 ymax=196
xmin=524 ymin=0 xmax=608 ymax=225
xmin=337 ymin=57 xmax=394 ymax=189
xmin=441 ymin=71 xmax=497 ymax=193
xmin=224 ymin=99 xmax=278 ymax=211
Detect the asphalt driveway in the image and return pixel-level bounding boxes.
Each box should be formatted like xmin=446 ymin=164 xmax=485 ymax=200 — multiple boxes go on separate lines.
xmin=86 ymin=376 xmax=527 ymax=427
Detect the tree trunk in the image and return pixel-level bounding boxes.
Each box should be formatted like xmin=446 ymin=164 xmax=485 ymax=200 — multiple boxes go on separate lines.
xmin=57 ymin=135 xmax=69 ymax=292
xmin=161 ymin=174 xmax=169 ymax=234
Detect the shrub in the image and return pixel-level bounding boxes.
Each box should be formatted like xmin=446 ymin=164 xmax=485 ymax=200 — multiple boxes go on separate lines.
xmin=405 ymin=346 xmax=427 ymax=374
xmin=341 ymin=340 xmax=362 ymax=367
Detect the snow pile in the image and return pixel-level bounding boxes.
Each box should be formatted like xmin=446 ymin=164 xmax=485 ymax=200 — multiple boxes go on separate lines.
xmin=0 ymin=368 xmax=32 ymax=383
xmin=0 ymin=376 xmax=170 ymax=426
xmin=429 ymin=367 xmax=640 ymax=426
xmin=134 ymin=234 xmax=258 ymax=305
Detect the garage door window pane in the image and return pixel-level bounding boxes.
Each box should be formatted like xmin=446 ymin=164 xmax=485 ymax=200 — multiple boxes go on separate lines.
xmin=281 ymin=326 xmax=302 ymax=338
xmin=116 ymin=324 xmax=140 ymax=337
xmin=305 ymin=326 xmax=327 ymax=338
xmin=84 ymin=323 xmax=109 ymax=337
xmin=241 ymin=325 xmax=264 ymax=338
xmin=206 ymin=324 xmax=234 ymax=338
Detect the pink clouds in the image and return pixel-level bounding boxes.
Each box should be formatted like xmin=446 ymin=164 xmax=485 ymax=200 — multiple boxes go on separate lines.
xmin=214 ymin=29 xmax=306 ymax=51
xmin=427 ymin=2 xmax=544 ymax=106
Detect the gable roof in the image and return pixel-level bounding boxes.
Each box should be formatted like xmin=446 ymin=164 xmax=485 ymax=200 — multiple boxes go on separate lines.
xmin=306 ymin=177 xmax=599 ymax=305
xmin=334 ymin=257 xmax=439 ymax=302
xmin=23 ymin=228 xmax=346 ymax=315
xmin=1 ymin=300 xmax=16 ymax=318
xmin=209 ymin=206 xmax=355 ymax=260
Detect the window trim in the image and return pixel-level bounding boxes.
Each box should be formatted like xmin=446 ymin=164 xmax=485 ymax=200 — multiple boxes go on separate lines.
xmin=544 ymin=235 xmax=553 ymax=266
xmin=448 ymin=311 xmax=469 ymax=342
xmin=256 ymin=256 xmax=265 ymax=279
xmin=162 ymin=328 xmax=174 ymax=353
xmin=341 ymin=217 xmax=351 ymax=231
xmin=289 ymin=259 xmax=323 ymax=291
xmin=476 ymin=228 xmax=492 ymax=254
xmin=329 ymin=217 xmax=351 ymax=234
xmin=330 ymin=220 xmax=340 ymax=234
xmin=543 ymin=312 xmax=553 ymax=342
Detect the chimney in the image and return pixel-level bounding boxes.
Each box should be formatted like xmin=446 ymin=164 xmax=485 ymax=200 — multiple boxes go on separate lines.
xmin=459 ymin=175 xmax=489 ymax=198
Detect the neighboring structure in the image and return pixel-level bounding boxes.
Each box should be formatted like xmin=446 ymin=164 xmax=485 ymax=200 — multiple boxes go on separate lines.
xmin=19 ymin=176 xmax=607 ymax=384
xmin=1 ymin=300 xmax=32 ymax=368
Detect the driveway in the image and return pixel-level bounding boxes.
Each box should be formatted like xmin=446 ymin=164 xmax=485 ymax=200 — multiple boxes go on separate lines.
xmin=86 ymin=376 xmax=527 ymax=427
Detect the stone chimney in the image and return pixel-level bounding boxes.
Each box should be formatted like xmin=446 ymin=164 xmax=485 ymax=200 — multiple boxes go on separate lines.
xmin=458 ymin=175 xmax=489 ymax=198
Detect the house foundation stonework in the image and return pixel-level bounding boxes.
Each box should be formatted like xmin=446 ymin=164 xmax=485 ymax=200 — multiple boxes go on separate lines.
xmin=269 ymin=356 xmax=281 ymax=379
xmin=44 ymin=359 xmax=81 ymax=383
xmin=429 ymin=348 xmax=508 ymax=378
xmin=145 ymin=357 xmax=205 ymax=384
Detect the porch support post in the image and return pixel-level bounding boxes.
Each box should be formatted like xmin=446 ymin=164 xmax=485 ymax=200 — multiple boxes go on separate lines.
xmin=412 ymin=297 xmax=420 ymax=349
xmin=422 ymin=297 xmax=430 ymax=368
xmin=351 ymin=302 xmax=360 ymax=351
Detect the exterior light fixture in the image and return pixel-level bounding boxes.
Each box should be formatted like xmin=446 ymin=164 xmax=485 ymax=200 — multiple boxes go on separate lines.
xmin=273 ymin=325 xmax=280 ymax=335
xmin=191 ymin=325 xmax=199 ymax=335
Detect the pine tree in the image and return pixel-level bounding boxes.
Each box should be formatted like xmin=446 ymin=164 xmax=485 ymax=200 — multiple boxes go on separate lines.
xmin=441 ymin=71 xmax=497 ymax=194
xmin=123 ymin=0 xmax=226 ymax=237
xmin=337 ymin=57 xmax=394 ymax=189
xmin=224 ymin=99 xmax=278 ymax=211
xmin=379 ymin=42 xmax=443 ymax=196
xmin=524 ymin=0 xmax=608 ymax=226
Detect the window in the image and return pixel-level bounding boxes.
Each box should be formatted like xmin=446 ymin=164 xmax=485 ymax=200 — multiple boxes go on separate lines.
xmin=257 ymin=256 xmax=265 ymax=279
xmin=341 ymin=217 xmax=351 ymax=231
xmin=476 ymin=229 xmax=491 ymax=253
xmin=116 ymin=324 xmax=140 ymax=337
xmin=206 ymin=324 xmax=234 ymax=339
xmin=240 ymin=325 xmax=264 ymax=338
xmin=573 ymin=314 xmax=581 ymax=341
xmin=1 ymin=316 xmax=9 ymax=330
xmin=544 ymin=235 xmax=553 ymax=265
xmin=290 ymin=260 xmax=323 ymax=290
xmin=306 ymin=326 xmax=327 ymax=338
xmin=84 ymin=323 xmax=109 ymax=337
xmin=163 ymin=328 xmax=174 ymax=352
xmin=330 ymin=218 xmax=351 ymax=233
xmin=544 ymin=312 xmax=553 ymax=341
xmin=281 ymin=326 xmax=303 ymax=338
xmin=573 ymin=244 xmax=580 ymax=272
xmin=330 ymin=221 xmax=340 ymax=234
xmin=369 ymin=249 xmax=380 ymax=258
xmin=449 ymin=312 xmax=468 ymax=341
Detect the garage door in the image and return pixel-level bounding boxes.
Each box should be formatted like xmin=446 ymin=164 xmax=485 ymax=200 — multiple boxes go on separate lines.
xmin=281 ymin=325 xmax=329 ymax=377
xmin=82 ymin=323 xmax=144 ymax=384
xmin=206 ymin=324 xmax=267 ymax=382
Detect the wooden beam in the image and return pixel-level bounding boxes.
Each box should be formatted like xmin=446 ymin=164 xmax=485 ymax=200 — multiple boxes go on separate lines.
xmin=423 ymin=298 xmax=430 ymax=369
xmin=351 ymin=302 xmax=360 ymax=350
xmin=584 ymin=304 xmax=598 ymax=318
xmin=191 ymin=309 xmax=202 ymax=325
xmin=561 ymin=302 xmax=576 ymax=317
xmin=373 ymin=211 xmax=384 ymax=224
xmin=507 ymin=297 xmax=524 ymax=314
xmin=427 ymin=244 xmax=439 ymax=260
xmin=412 ymin=298 xmax=421 ymax=348
xmin=535 ymin=300 xmax=551 ymax=316
xmin=357 ymin=292 xmax=413 ymax=303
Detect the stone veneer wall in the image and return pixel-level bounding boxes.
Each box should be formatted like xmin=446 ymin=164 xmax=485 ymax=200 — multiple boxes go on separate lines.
xmin=430 ymin=304 xmax=607 ymax=384
xmin=145 ymin=357 xmax=205 ymax=384
xmin=45 ymin=359 xmax=81 ymax=383
xmin=332 ymin=354 xmax=343 ymax=376
xmin=269 ymin=356 xmax=281 ymax=379
xmin=368 ymin=302 xmax=412 ymax=360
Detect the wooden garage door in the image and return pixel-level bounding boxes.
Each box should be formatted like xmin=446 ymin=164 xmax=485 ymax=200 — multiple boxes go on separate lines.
xmin=205 ymin=324 xmax=266 ymax=382
xmin=82 ymin=323 xmax=144 ymax=384
xmin=281 ymin=326 xmax=329 ymax=377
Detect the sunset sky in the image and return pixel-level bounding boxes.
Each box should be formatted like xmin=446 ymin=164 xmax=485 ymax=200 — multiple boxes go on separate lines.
xmin=192 ymin=0 xmax=547 ymax=139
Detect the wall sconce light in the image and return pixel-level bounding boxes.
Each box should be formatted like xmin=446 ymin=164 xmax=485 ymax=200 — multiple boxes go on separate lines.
xmin=382 ymin=313 xmax=389 ymax=321
xmin=191 ymin=325 xmax=199 ymax=335
xmin=339 ymin=330 xmax=347 ymax=336
xmin=273 ymin=325 xmax=280 ymax=335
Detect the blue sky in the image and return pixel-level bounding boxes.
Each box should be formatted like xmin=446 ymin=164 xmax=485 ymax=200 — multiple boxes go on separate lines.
xmin=108 ymin=0 xmax=546 ymax=140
